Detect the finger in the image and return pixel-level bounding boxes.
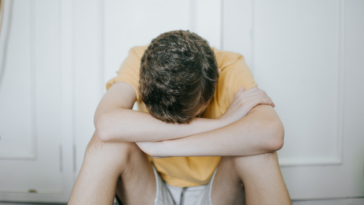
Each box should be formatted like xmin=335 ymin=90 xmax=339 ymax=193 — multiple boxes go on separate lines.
xmin=239 ymin=87 xmax=263 ymax=97
xmin=264 ymin=94 xmax=275 ymax=108
xmin=243 ymin=86 xmax=258 ymax=94
xmin=261 ymin=95 xmax=274 ymax=107
xmin=246 ymin=89 xmax=271 ymax=101
xmin=234 ymin=86 xmax=245 ymax=97
xmin=254 ymin=97 xmax=272 ymax=108
xmin=237 ymin=88 xmax=266 ymax=100
xmin=239 ymin=86 xmax=245 ymax=92
xmin=241 ymin=95 xmax=270 ymax=108
xmin=266 ymin=95 xmax=274 ymax=106
xmin=234 ymin=86 xmax=246 ymax=99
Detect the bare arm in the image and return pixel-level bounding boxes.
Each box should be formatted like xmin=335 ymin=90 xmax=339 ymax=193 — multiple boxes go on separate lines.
xmin=96 ymin=81 xmax=277 ymax=158
xmin=136 ymin=86 xmax=284 ymax=157
xmin=94 ymin=81 xmax=225 ymax=142
xmin=138 ymin=105 xmax=284 ymax=157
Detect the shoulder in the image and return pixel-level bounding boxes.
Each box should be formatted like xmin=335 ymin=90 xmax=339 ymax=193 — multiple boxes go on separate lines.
xmin=212 ymin=47 xmax=255 ymax=89
xmin=128 ymin=45 xmax=149 ymax=59
xmin=212 ymin=47 xmax=245 ymax=72
xmin=105 ymin=45 xmax=149 ymax=96
xmin=212 ymin=48 xmax=257 ymax=109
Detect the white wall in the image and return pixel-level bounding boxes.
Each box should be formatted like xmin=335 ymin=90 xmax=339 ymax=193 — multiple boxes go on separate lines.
xmin=224 ymin=0 xmax=364 ymax=199
xmin=0 ymin=0 xmax=363 ymax=202
xmin=0 ymin=0 xmax=73 ymax=202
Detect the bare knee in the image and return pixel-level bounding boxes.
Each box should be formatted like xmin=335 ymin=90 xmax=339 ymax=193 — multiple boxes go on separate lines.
xmin=87 ymin=132 xmax=139 ymax=151
xmin=231 ymin=152 xmax=280 ymax=178
xmin=85 ymin=132 xmax=105 ymax=152
xmin=233 ymin=151 xmax=277 ymax=164
xmin=84 ymin=132 xmax=142 ymax=171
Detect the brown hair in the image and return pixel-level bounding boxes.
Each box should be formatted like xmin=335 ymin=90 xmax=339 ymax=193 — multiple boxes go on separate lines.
xmin=139 ymin=30 xmax=219 ymax=124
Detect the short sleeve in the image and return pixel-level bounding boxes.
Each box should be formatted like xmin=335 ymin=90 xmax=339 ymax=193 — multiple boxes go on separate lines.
xmin=105 ymin=46 xmax=148 ymax=101
xmin=217 ymin=55 xmax=257 ymax=109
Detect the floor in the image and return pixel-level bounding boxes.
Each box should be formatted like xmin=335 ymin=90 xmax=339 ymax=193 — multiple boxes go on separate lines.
xmin=0 ymin=197 xmax=363 ymax=205
xmin=292 ymin=197 xmax=364 ymax=205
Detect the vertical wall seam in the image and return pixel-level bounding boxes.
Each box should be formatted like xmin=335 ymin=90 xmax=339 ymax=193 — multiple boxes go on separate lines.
xmin=72 ymin=0 xmax=76 ymax=179
xmin=73 ymin=144 xmax=76 ymax=172
xmin=59 ymin=145 xmax=63 ymax=172
xmin=250 ymin=0 xmax=255 ymax=73
xmin=58 ymin=0 xmax=63 ymax=175
xmin=100 ymin=0 xmax=104 ymax=97
xmin=337 ymin=0 xmax=345 ymax=164
xmin=30 ymin=0 xmax=37 ymax=160
xmin=189 ymin=0 xmax=196 ymax=32
xmin=220 ymin=0 xmax=224 ymax=50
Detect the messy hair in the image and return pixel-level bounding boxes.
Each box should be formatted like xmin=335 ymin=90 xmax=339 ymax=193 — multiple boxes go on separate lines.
xmin=139 ymin=30 xmax=219 ymax=124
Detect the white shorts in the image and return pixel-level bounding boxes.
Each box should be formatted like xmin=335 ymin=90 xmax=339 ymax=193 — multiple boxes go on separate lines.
xmin=115 ymin=164 xmax=217 ymax=205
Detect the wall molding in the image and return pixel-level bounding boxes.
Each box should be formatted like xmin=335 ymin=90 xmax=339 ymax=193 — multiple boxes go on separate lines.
xmin=278 ymin=0 xmax=345 ymax=167
xmin=30 ymin=0 xmax=37 ymax=160
xmin=0 ymin=0 xmax=36 ymax=160
xmin=279 ymin=157 xmax=341 ymax=167
xmin=0 ymin=0 xmax=75 ymax=202
xmin=336 ymin=0 xmax=345 ymax=167
xmin=222 ymin=0 xmax=345 ymax=167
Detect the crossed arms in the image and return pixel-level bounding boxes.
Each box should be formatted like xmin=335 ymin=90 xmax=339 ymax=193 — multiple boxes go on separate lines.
xmin=94 ymin=81 xmax=284 ymax=157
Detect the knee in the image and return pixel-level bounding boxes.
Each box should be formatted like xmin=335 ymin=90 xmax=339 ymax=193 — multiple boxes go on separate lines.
xmin=85 ymin=132 xmax=141 ymax=164
xmin=232 ymin=151 xmax=279 ymax=168
xmin=251 ymin=151 xmax=278 ymax=162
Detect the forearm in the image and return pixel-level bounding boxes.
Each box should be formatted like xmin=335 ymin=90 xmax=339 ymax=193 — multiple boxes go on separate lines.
xmin=96 ymin=108 xmax=225 ymax=142
xmin=146 ymin=105 xmax=284 ymax=157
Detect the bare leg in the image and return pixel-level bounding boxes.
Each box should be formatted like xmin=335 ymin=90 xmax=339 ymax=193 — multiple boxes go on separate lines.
xmin=68 ymin=132 xmax=156 ymax=205
xmin=211 ymin=152 xmax=291 ymax=205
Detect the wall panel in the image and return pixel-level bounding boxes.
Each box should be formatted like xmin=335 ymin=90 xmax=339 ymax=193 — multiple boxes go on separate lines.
xmin=0 ymin=0 xmax=74 ymax=202
xmin=103 ymin=0 xmax=222 ymax=88
xmin=222 ymin=0 xmax=253 ymax=67
xmin=223 ymin=0 xmax=364 ymax=200
xmin=253 ymin=0 xmax=343 ymax=165
xmin=0 ymin=0 xmax=35 ymax=159
xmin=103 ymin=0 xmax=191 ymax=88
xmin=74 ymin=0 xmax=104 ymax=175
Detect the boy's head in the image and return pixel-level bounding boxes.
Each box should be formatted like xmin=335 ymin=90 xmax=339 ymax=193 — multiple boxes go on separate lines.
xmin=139 ymin=30 xmax=219 ymax=124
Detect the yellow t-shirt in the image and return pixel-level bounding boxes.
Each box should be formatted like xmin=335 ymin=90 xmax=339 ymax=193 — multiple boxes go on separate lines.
xmin=106 ymin=45 xmax=257 ymax=187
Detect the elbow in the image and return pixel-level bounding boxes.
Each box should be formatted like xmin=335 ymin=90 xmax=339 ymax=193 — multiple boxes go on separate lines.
xmin=95 ymin=112 xmax=130 ymax=142
xmin=94 ymin=114 xmax=114 ymax=142
xmin=95 ymin=129 xmax=111 ymax=142
xmin=265 ymin=120 xmax=285 ymax=152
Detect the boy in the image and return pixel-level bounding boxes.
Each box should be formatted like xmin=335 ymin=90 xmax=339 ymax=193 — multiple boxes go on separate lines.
xmin=69 ymin=30 xmax=291 ymax=205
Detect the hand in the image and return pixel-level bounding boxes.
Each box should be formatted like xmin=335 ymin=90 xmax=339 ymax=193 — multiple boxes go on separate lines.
xmin=219 ymin=86 xmax=275 ymax=126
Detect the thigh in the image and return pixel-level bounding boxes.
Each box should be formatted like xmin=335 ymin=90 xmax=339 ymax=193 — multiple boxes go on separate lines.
xmin=210 ymin=157 xmax=246 ymax=205
xmin=211 ymin=153 xmax=291 ymax=205
xmin=69 ymin=132 xmax=156 ymax=205
xmin=233 ymin=152 xmax=291 ymax=205
xmin=115 ymin=147 xmax=156 ymax=205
